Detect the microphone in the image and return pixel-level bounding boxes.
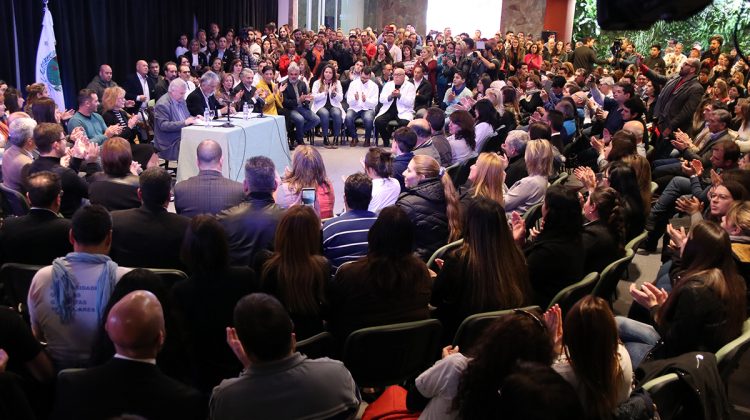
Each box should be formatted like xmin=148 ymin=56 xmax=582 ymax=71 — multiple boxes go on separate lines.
xmin=218 ymin=97 xmax=234 ymax=127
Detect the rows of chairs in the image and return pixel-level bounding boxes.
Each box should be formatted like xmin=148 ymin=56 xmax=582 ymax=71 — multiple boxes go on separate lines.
xmin=0 ymin=263 xmax=188 ymax=323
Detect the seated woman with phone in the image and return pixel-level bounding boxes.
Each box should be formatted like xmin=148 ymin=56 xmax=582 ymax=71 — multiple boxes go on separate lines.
xmin=275 ymin=145 xmax=335 ymax=218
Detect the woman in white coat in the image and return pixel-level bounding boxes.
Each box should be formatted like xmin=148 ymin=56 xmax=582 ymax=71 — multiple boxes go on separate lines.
xmin=310 ymin=64 xmax=345 ymax=148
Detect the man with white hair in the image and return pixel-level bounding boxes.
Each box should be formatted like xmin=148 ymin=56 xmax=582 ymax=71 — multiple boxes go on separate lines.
xmin=232 ymin=68 xmax=264 ymax=113
xmin=186 ymin=71 xmax=221 ymax=116
xmin=281 ymin=62 xmax=319 ymax=146
xmin=2 ymin=117 xmax=37 ymax=192
xmin=154 ymin=78 xmax=200 ymax=160
xmin=502 ymin=130 xmax=530 ymax=187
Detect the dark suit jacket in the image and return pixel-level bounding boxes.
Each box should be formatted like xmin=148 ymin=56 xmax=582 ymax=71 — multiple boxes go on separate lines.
xmin=88 ymin=173 xmax=141 ymax=211
xmin=110 ymin=204 xmax=190 ymax=271
xmin=186 ymin=87 xmax=222 ymax=117
xmin=24 ymin=156 xmax=99 ymax=218
xmin=174 ymin=170 xmax=245 ymax=217
xmin=124 ymin=73 xmax=157 ymax=111
xmin=183 ymin=51 xmax=208 ymax=73
xmin=211 ymin=49 xmax=235 ymax=72
xmin=0 ymin=208 xmax=72 ymax=266
xmin=504 ymin=155 xmax=528 ymax=188
xmin=52 ymin=358 xmax=204 ymax=420
xmin=413 ymin=78 xmax=434 ymax=111
xmin=231 ymin=83 xmax=264 ymax=113
xmin=646 ymin=71 xmax=704 ymax=134
xmin=217 ymin=192 xmax=284 ymax=266
xmin=281 ymin=79 xmax=310 ymax=110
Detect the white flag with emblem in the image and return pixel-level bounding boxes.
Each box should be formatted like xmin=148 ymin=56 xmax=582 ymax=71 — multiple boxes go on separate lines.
xmin=35 ymin=4 xmax=65 ymax=110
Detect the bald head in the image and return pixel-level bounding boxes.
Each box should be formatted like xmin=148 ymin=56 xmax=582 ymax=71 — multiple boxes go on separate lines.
xmin=623 ymin=121 xmax=644 ymax=144
xmin=99 ymin=64 xmax=113 ymax=82
xmin=105 ymin=291 xmax=165 ymax=359
xmin=407 ymin=119 xmax=432 ymax=141
xmin=196 ymin=139 xmax=222 ymax=170
xmin=136 ymin=60 xmax=148 ymax=76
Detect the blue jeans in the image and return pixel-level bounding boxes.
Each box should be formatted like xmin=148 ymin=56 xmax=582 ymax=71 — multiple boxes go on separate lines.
xmin=616 ymin=316 xmax=661 ymax=368
xmin=316 ymin=107 xmax=343 ymax=137
xmin=345 ymin=109 xmax=375 ymax=142
xmin=289 ymin=108 xmax=320 ymax=144
xmin=646 ymin=176 xmax=702 ymax=248
xmin=655 ymin=260 xmax=673 ymax=292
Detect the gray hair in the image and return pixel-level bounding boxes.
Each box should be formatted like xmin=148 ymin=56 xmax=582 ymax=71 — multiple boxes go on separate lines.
xmin=200 ymin=71 xmax=220 ymax=87
xmin=287 ymin=62 xmax=300 ymax=74
xmin=168 ymin=78 xmax=187 ymax=93
xmin=505 ymin=130 xmax=529 ymax=154
xmin=8 ymin=118 xmax=37 ymax=147
xmin=240 ymin=68 xmax=254 ymax=79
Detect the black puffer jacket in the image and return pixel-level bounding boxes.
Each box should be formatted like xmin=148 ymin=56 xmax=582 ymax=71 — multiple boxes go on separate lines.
xmin=396 ymin=177 xmax=449 ymax=261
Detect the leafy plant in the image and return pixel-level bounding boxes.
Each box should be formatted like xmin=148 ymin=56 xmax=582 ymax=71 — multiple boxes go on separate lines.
xmin=572 ymin=0 xmax=750 ymax=59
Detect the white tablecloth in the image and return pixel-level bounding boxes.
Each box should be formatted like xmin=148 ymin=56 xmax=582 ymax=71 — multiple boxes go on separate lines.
xmin=177 ymin=115 xmax=290 ymax=182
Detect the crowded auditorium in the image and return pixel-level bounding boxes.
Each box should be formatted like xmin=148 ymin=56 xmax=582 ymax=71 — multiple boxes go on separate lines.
xmin=1 ymin=0 xmax=750 ymax=418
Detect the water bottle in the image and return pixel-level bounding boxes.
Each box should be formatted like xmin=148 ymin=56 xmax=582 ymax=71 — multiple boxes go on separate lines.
xmin=204 ymin=108 xmax=210 ymax=127
xmin=243 ymin=103 xmax=250 ymax=120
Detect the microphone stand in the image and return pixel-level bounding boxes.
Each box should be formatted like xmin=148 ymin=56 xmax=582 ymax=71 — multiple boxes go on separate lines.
xmin=219 ymin=98 xmax=234 ymax=127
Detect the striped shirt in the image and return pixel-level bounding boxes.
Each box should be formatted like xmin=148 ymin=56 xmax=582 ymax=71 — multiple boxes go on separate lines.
xmin=322 ymin=210 xmax=378 ymax=272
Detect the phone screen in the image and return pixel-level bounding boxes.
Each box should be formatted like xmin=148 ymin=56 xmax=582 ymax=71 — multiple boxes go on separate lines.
xmin=301 ymin=188 xmax=316 ymax=207
xmin=476 ymin=41 xmax=485 ymax=50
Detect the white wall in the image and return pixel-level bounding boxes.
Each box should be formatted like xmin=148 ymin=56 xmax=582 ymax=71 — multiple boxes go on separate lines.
xmin=339 ymin=0 xmax=365 ymax=32
xmin=278 ymin=0 xmax=290 ymax=26
xmin=426 ymin=0 xmax=503 ymax=37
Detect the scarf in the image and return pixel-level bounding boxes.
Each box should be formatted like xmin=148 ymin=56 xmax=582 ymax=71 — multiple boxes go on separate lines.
xmin=51 ymin=253 xmax=118 ymax=325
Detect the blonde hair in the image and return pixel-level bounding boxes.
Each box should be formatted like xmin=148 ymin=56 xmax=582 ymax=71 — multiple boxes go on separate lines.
xmin=101 ymin=87 xmax=126 ymax=113
xmin=284 ymin=145 xmax=331 ymax=194
xmin=524 ymin=139 xmax=554 ymax=177
xmin=471 ymin=153 xmax=506 ymax=206
xmin=410 ymin=154 xmax=462 ymax=241
xmin=725 ymin=201 xmax=750 ymax=236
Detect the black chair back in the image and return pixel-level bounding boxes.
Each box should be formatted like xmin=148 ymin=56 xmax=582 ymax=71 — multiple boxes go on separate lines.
xmin=342 ymin=319 xmax=442 ymax=388
xmin=0 ymin=263 xmax=44 ymax=322
xmin=0 ymin=183 xmax=30 ymax=217
xmin=145 ymin=268 xmax=188 ymax=290
xmin=451 ymin=155 xmax=478 ymax=187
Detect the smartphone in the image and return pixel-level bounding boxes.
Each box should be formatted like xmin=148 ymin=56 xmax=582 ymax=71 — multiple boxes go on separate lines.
xmin=301 ymin=188 xmax=316 ymax=207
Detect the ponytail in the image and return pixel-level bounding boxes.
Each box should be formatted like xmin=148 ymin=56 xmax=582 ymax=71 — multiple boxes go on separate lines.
xmin=441 ymin=172 xmax=462 ymax=241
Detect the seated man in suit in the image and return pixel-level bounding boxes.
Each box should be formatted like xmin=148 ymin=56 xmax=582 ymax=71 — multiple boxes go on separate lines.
xmin=232 ymin=68 xmax=265 ymax=113
xmin=174 ymin=139 xmax=245 ymax=217
xmin=408 ymin=119 xmax=442 ymax=163
xmin=2 ymin=117 xmax=36 ymax=193
xmin=25 ymin=122 xmax=101 ymax=218
xmin=53 ymin=290 xmax=204 ymax=420
xmin=412 ymin=65 xmax=433 ymax=116
xmin=110 ymin=167 xmax=190 ymax=271
xmin=210 ymin=293 xmax=360 ymax=419
xmin=0 ymin=171 xmax=72 ymax=265
xmin=217 ymin=156 xmax=284 ymax=267
xmin=502 ymin=130 xmax=530 ymax=187
xmin=186 ymin=71 xmax=221 ymax=117
xmin=28 ymin=205 xmax=131 ymax=370
xmin=153 ymin=78 xmax=200 ymax=161
xmin=282 ymin=62 xmax=319 ymax=146
xmin=124 ymin=60 xmax=156 ymax=114
xmin=374 ymin=67 xmax=416 ymax=147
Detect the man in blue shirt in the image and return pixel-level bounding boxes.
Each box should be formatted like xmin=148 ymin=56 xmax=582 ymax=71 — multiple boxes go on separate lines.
xmin=322 ymin=173 xmax=378 ymax=272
